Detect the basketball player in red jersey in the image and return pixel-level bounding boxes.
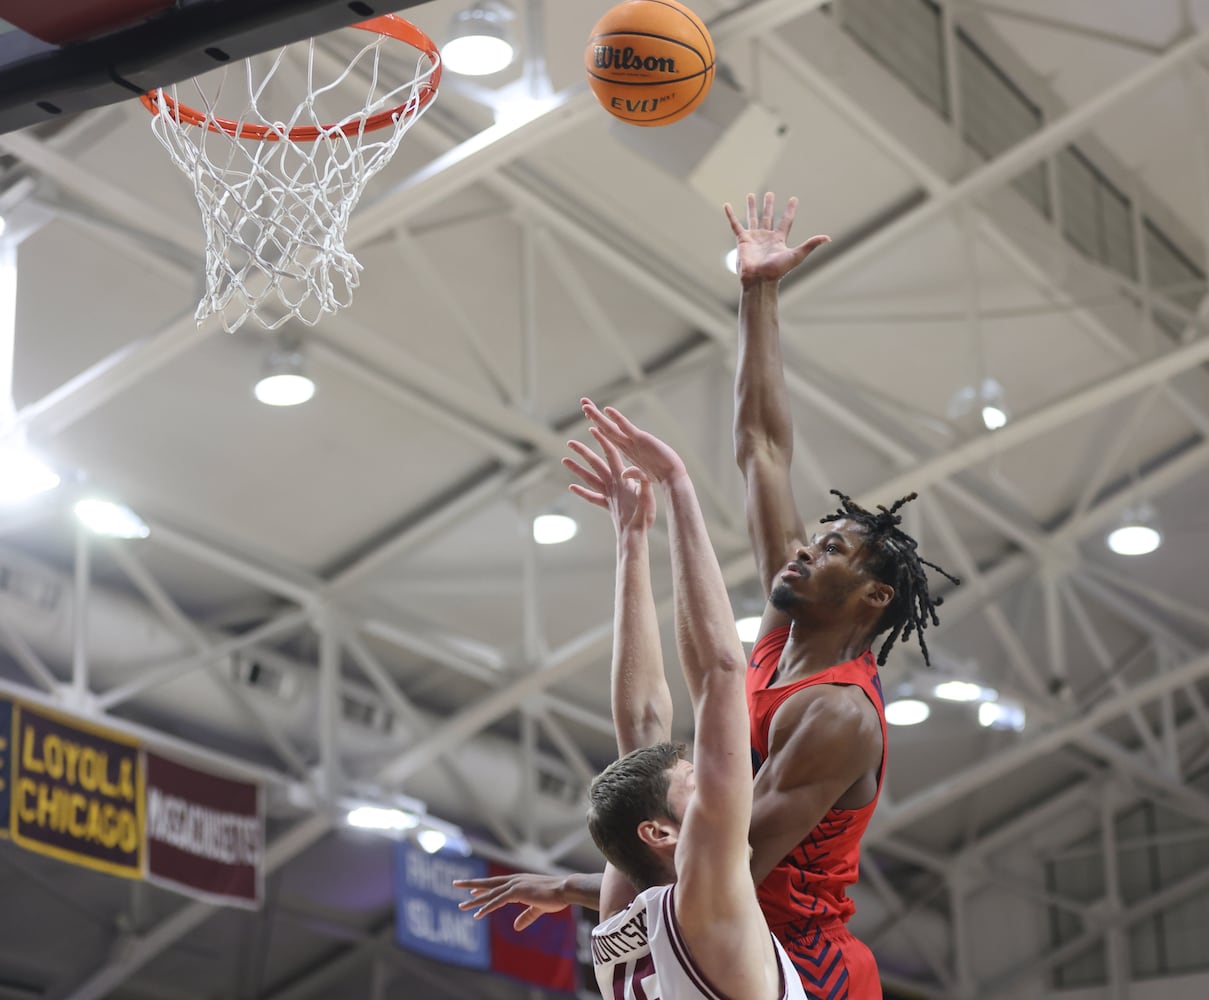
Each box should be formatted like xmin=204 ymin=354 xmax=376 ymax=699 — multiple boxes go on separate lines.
xmin=728 ymin=191 xmax=958 ymax=999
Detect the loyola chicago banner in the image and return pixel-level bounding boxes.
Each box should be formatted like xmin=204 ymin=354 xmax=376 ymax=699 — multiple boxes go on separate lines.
xmin=144 ymin=751 xmax=263 ymax=907
xmin=0 ymin=698 xmax=12 ymax=833
xmin=9 ymin=702 xmax=143 ymax=877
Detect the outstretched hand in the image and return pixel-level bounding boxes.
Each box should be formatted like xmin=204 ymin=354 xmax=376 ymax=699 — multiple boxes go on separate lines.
xmin=563 ymin=414 xmax=655 ymax=538
xmin=723 ymin=192 xmax=830 ymax=286
xmin=453 ymin=873 xmax=568 ymax=931
xmin=580 ymin=399 xmax=687 ymax=487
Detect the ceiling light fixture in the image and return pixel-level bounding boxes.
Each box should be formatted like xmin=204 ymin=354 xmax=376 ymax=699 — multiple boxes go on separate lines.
xmin=73 ymin=498 xmax=150 ymax=539
xmin=1106 ymin=505 xmax=1161 ymax=556
xmin=978 ymin=701 xmax=1026 ymax=732
xmin=885 ymin=698 xmax=930 ymax=726
xmin=947 ymin=377 xmax=1011 ymax=431
xmin=416 ymin=828 xmax=449 ymax=854
xmin=980 ymin=403 xmax=1008 ymax=431
xmin=933 ymin=679 xmax=997 ymax=703
xmin=978 ymin=377 xmax=1009 ymax=430
xmin=724 ymin=247 xmax=739 ymax=274
xmin=735 ymin=615 xmax=762 ymax=643
xmin=346 ymin=805 xmax=421 ymax=833
xmin=0 ymin=443 xmax=60 ymax=503
xmin=443 ymin=1 xmax=516 ymax=76
xmin=254 ymin=346 xmax=315 ymax=407
xmin=532 ymin=512 xmax=577 ymax=545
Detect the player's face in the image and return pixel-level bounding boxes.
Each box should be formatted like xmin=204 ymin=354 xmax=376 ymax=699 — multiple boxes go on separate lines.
xmin=770 ymin=519 xmax=873 ymax=614
xmin=664 ymin=758 xmax=696 ymax=826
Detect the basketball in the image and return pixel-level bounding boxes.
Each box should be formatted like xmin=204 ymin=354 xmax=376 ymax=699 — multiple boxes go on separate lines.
xmin=584 ymin=0 xmax=715 ymax=127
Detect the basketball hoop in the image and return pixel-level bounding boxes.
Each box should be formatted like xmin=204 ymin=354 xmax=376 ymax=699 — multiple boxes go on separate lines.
xmin=142 ymin=15 xmax=441 ymax=332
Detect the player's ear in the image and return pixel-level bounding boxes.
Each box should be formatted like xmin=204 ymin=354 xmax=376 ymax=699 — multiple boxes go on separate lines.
xmin=864 ymin=581 xmax=893 ymax=610
xmin=636 ymin=817 xmax=678 ymax=850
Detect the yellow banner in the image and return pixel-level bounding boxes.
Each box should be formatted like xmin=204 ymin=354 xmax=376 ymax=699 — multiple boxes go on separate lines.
xmin=10 ymin=703 xmax=143 ymax=878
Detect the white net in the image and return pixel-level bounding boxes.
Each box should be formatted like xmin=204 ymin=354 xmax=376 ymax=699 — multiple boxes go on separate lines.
xmin=146 ymin=19 xmax=439 ymax=332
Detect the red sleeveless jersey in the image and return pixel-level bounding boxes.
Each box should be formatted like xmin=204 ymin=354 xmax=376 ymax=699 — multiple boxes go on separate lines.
xmin=747 ymin=626 xmax=887 ymax=930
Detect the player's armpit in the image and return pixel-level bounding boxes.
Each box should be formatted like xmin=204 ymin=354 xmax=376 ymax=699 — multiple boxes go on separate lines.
xmin=748 ymin=687 xmax=882 ymax=886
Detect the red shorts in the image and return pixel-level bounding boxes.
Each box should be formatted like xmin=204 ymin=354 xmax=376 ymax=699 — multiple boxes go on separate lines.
xmin=774 ymin=921 xmax=881 ymax=1000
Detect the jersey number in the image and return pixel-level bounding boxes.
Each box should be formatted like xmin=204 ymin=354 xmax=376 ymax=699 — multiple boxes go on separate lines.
xmin=613 ymin=954 xmax=657 ymax=1000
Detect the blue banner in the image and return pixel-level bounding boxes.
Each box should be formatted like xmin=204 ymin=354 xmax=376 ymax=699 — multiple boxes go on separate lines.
xmin=0 ymin=699 xmax=11 ymax=833
xmin=394 ymin=840 xmax=490 ymax=969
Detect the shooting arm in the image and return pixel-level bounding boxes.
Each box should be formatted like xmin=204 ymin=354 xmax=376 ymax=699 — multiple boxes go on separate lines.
xmin=734 ymin=279 xmax=806 ymax=597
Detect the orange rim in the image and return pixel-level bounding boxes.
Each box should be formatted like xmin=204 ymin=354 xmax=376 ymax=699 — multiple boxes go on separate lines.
xmin=139 ymin=15 xmax=441 ymax=141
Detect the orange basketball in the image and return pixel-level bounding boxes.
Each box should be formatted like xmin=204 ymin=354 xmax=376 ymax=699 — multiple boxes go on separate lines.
xmin=584 ymin=0 xmax=715 ymax=127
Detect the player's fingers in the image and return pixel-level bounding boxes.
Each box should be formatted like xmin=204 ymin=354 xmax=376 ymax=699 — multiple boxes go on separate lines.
xmin=746 ymin=191 xmax=757 ymax=228
xmin=761 ymin=191 xmax=775 ymax=229
xmin=562 ymin=461 xmax=604 ymax=496
xmin=563 ymin=446 xmax=607 ymax=484
xmin=452 ymin=877 xmax=506 ymax=889
xmin=596 ymin=428 xmax=628 ymax=480
xmin=790 ymin=234 xmax=831 ymax=265
xmin=563 ymin=469 xmax=604 ymax=500
xmin=723 ymin=201 xmax=744 ymax=237
xmin=601 ymin=406 xmax=642 ymax=439
xmin=462 ymin=893 xmax=503 ymax=915
xmin=566 ymin=436 xmax=610 ymax=472
xmin=567 ymin=484 xmax=608 ymax=509
xmin=582 ymin=397 xmax=621 ymax=434
xmin=778 ymin=195 xmax=798 ymax=234
xmin=514 ymin=906 xmax=541 ymax=932
xmin=588 ymin=424 xmax=627 ymax=458
xmin=471 ymin=889 xmax=515 ymax=918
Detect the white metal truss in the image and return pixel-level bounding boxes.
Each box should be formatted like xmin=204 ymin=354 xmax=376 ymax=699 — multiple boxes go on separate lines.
xmin=0 ymin=3 xmax=1206 ymax=998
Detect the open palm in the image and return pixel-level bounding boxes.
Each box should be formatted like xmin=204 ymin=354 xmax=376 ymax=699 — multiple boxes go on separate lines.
xmin=724 ymin=192 xmax=830 ymax=285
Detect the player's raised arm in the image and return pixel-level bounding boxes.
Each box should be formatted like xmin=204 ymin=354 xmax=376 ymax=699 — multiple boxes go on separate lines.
xmin=726 ymin=192 xmax=830 ymax=600
xmin=456 ymin=422 xmax=672 ymax=926
xmin=564 ymin=426 xmax=671 ymax=756
xmin=583 ymin=400 xmax=780 ymax=996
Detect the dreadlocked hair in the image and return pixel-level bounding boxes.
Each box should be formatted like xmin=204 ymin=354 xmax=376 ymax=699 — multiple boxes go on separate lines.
xmin=821 ymin=490 xmax=960 ymax=667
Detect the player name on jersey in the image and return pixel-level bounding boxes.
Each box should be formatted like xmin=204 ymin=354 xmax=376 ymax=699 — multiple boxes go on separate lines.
xmin=591 ymin=908 xmax=649 ymax=964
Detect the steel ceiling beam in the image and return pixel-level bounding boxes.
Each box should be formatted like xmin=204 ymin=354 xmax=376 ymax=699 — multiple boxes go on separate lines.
xmin=781 ymin=24 xmax=1209 ymax=309
xmin=956 ymin=1 xmax=1168 ymax=56
xmin=866 ymin=647 xmax=1209 ymax=841
xmin=983 ymin=860 xmax=1209 ymax=996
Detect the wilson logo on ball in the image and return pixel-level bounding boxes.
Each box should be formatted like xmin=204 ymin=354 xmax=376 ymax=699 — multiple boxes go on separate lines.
xmin=592 ymin=45 xmax=678 ymax=74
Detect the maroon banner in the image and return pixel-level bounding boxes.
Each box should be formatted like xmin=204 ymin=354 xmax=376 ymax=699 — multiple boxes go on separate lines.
xmin=144 ymin=753 xmax=262 ymax=908
xmin=486 ymin=862 xmax=579 ymax=994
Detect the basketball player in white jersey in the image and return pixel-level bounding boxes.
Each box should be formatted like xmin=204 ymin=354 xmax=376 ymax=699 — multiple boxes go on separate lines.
xmin=561 ymin=399 xmax=810 ymax=1000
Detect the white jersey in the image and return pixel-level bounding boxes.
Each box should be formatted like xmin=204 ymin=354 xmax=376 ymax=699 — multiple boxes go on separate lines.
xmin=591 ymin=884 xmax=811 ymax=1000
